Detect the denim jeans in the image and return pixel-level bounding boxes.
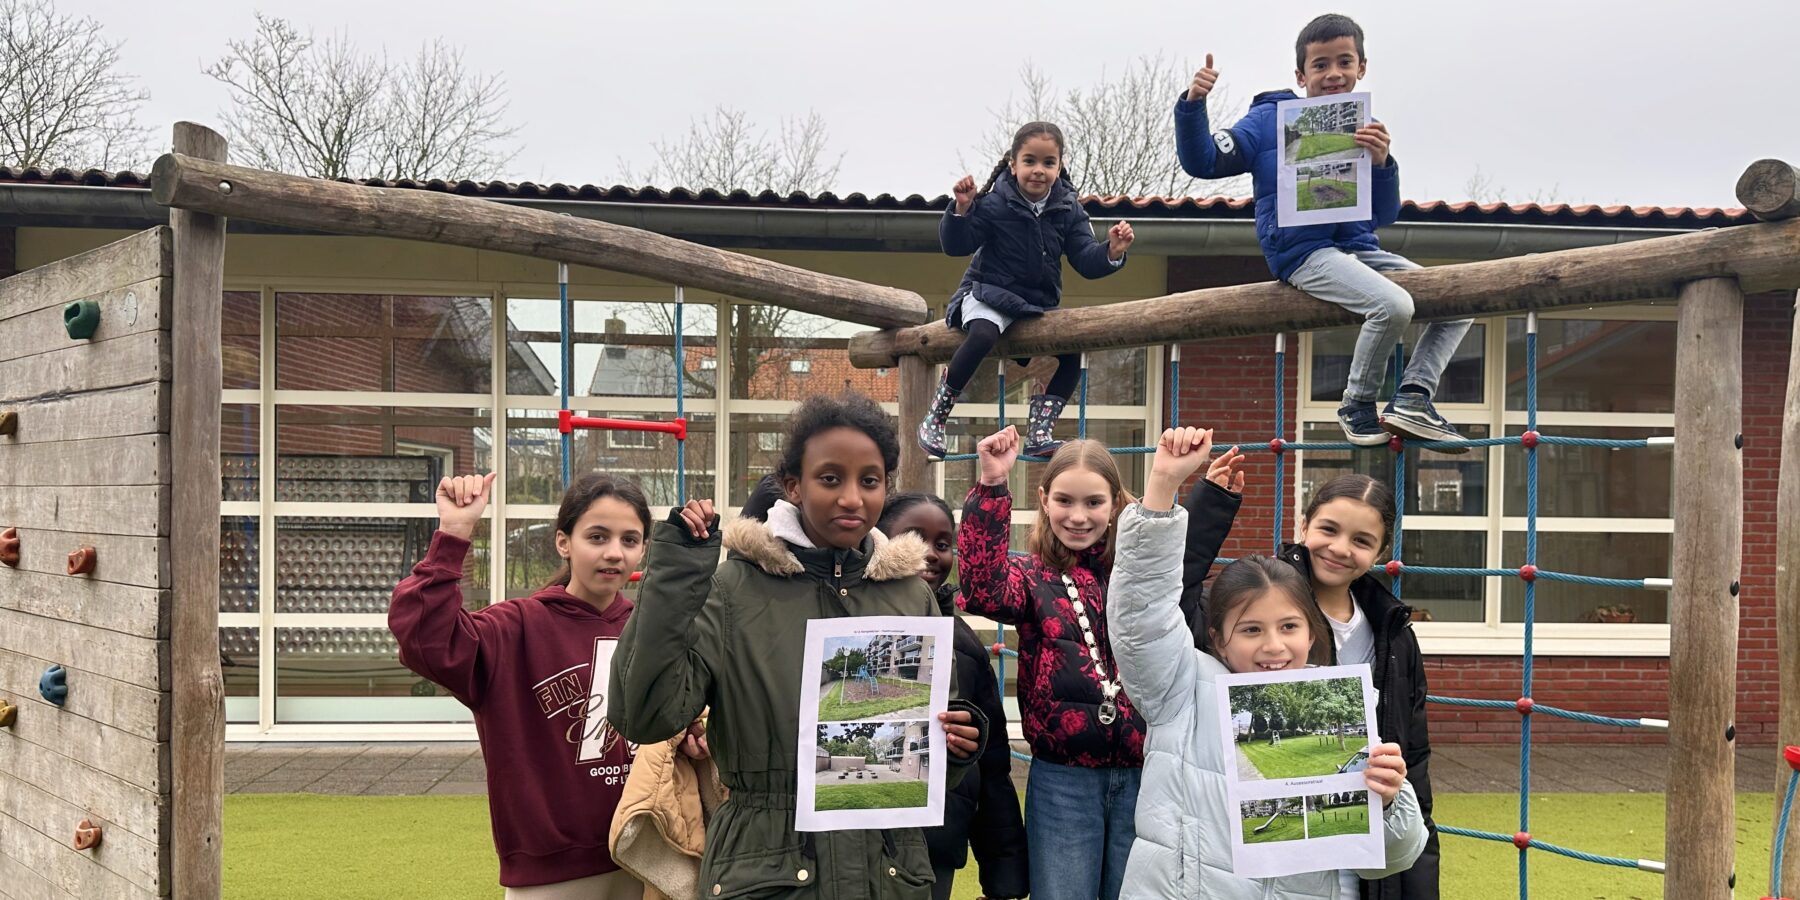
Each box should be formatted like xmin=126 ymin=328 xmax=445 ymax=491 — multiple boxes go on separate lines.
xmin=1025 ymin=758 xmax=1140 ymax=900
xmin=1288 ymin=247 xmax=1475 ymax=404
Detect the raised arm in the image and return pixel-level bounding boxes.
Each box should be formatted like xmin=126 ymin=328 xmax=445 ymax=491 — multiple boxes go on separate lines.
xmin=956 ymin=427 xmax=1032 ymax=625
xmin=389 ymin=473 xmax=511 ymax=707
xmin=608 ymin=501 xmax=726 ymax=744
xmin=1173 ymin=55 xmax=1256 ymax=180
xmin=940 ymin=175 xmax=991 ymax=257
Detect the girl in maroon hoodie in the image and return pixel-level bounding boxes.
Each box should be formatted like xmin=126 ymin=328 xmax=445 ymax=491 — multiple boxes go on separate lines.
xmin=391 ymin=471 xmax=661 ymax=899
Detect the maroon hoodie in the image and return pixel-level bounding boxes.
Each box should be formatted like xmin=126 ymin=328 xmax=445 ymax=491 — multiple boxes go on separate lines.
xmin=389 ymin=531 xmax=637 ymax=888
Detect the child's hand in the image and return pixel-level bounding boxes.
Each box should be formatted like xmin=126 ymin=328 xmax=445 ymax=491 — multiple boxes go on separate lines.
xmin=677 ymin=499 xmax=717 ymax=540
xmin=1107 ymin=221 xmax=1134 ymax=261
xmin=677 ymin=719 xmax=710 ymax=760
xmin=976 ymin=426 xmax=1021 ymax=487
xmin=1145 ymin=427 xmax=1213 ymax=510
xmin=1185 ymin=53 xmax=1218 ymax=101
xmin=952 ymin=175 xmax=978 ymax=215
xmin=1362 ymin=742 xmax=1408 ymax=807
xmin=940 ymin=710 xmax=981 ymax=759
xmin=1355 ymin=122 xmax=1391 ymax=168
xmin=435 ymin=473 xmax=496 ymax=541
xmin=1207 ymin=446 xmax=1246 ymax=494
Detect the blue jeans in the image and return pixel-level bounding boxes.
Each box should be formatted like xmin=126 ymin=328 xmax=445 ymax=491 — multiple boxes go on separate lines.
xmin=1288 ymin=247 xmax=1475 ymax=404
xmin=1025 ymin=759 xmax=1140 ymax=900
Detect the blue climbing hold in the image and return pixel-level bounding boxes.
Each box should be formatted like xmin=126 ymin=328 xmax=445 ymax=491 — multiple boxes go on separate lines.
xmin=39 ymin=665 xmax=67 ymax=706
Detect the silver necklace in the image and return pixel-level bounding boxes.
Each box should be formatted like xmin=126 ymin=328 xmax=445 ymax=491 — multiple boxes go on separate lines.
xmin=1063 ymin=572 xmax=1122 ymax=725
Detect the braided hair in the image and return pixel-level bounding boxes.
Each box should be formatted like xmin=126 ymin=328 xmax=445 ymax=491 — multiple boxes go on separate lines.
xmin=980 ymin=121 xmax=1079 ymax=195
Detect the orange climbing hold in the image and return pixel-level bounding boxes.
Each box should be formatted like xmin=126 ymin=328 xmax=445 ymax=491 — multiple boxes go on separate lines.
xmin=66 ymin=545 xmax=97 ymax=576
xmin=0 ymin=527 xmax=17 ymax=567
xmin=72 ymin=819 xmax=102 ymax=851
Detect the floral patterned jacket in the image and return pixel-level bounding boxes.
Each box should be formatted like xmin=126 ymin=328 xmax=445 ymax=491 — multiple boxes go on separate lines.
xmin=957 ymin=483 xmax=1145 ymax=768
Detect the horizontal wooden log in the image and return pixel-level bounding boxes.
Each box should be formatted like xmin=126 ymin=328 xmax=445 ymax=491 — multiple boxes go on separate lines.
xmin=0 ymin=608 xmax=166 ymax=688
xmin=0 ymin=330 xmax=169 ymax=406
xmin=849 ymin=214 xmax=1800 ymax=367
xmin=0 ymin=383 xmax=168 ymax=445
xmin=0 ymin=434 xmax=168 ymax=487
xmin=1 ymin=529 xmax=168 ymax=588
xmin=0 ymin=278 xmax=170 ymax=366
xmin=0 ymin=228 xmax=169 ymax=324
xmin=0 ymin=648 xmax=165 ymax=742
xmin=152 ymin=153 xmax=929 ymax=329
xmin=1736 ymin=159 xmax=1800 ymax=222
xmin=0 ymin=773 xmax=162 ymax=894
xmin=0 ymin=486 xmax=168 ymax=536
xmin=0 ymin=809 xmax=157 ymax=900
xmin=0 ymin=570 xmax=168 ymax=640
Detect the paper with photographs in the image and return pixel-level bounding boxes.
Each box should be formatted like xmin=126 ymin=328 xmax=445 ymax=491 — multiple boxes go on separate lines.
xmin=1215 ymin=663 xmax=1383 ymax=878
xmin=1276 ymin=92 xmax=1373 ymax=228
xmin=796 ymin=615 xmax=954 ymax=831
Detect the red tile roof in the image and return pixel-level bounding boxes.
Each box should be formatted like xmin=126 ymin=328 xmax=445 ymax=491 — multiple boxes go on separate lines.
xmin=0 ymin=165 xmax=1753 ymax=229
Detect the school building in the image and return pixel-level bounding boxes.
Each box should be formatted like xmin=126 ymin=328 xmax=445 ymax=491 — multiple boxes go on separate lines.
xmin=0 ymin=166 xmax=1772 ymax=745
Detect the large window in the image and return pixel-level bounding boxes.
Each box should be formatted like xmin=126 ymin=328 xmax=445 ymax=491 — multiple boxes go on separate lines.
xmin=1299 ymin=313 xmax=1675 ymax=653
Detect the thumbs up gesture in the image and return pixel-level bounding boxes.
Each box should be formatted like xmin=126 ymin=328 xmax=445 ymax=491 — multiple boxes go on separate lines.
xmin=1187 ymin=54 xmax=1219 ymax=101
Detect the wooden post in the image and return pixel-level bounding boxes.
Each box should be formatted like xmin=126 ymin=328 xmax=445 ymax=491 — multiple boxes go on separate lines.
xmin=897 ymin=356 xmax=935 ymax=493
xmin=168 ymin=122 xmax=226 ymax=900
xmin=1779 ymin=288 xmax=1800 ymax=897
xmin=1737 ymin=159 xmax=1800 ymax=222
xmin=1666 ymin=276 xmax=1744 ymax=900
xmin=150 ymin=153 xmax=928 ymax=329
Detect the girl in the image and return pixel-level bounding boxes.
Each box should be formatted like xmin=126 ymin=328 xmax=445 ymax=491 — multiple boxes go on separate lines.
xmin=1108 ymin=428 xmax=1426 ymax=898
xmin=918 ymin=122 xmax=1136 ymax=460
xmin=390 ymin=472 xmax=652 ymax=899
xmin=960 ymin=426 xmax=1139 ymax=900
xmin=876 ymin=493 xmax=1029 ymax=900
xmin=608 ymin=390 xmax=987 ymax=900
xmin=1186 ymin=472 xmax=1439 ymax=898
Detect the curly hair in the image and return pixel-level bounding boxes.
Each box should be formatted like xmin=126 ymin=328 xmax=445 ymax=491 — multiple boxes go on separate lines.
xmin=777 ymin=389 xmax=900 ymax=480
xmin=876 ymin=492 xmax=955 ymax=535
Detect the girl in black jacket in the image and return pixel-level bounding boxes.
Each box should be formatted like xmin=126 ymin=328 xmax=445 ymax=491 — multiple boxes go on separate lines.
xmin=918 ymin=121 xmax=1135 ymax=460
xmin=878 ymin=492 xmax=1029 ymax=900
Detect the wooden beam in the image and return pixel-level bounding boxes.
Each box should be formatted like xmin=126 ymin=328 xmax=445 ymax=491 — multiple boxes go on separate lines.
xmin=848 ymin=214 xmax=1800 ymax=367
xmin=896 ymin=356 xmax=935 ymax=493
xmin=1777 ymin=288 xmax=1800 ymax=897
xmin=167 ymin=122 xmax=225 ymax=900
xmin=150 ymin=153 xmax=929 ymax=329
xmin=1736 ymin=159 xmax=1800 ymax=222
xmin=1665 ymin=276 xmax=1743 ymax=900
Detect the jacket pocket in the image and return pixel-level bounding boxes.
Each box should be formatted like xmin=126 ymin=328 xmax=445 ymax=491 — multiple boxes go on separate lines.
xmin=700 ymin=843 xmax=811 ymax=899
xmin=877 ymin=830 xmax=935 ymax=899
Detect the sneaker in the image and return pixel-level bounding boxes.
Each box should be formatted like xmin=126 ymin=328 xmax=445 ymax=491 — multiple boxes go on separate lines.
xmin=1381 ymin=392 xmax=1468 ymax=452
xmin=1337 ymin=401 xmax=1388 ymax=447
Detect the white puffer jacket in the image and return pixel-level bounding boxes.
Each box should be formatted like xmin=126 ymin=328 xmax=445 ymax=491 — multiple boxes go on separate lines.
xmin=1107 ymin=504 xmax=1427 ymax=899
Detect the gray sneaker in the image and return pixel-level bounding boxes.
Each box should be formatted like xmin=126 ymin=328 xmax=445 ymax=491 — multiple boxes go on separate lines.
xmin=1337 ymin=401 xmax=1388 ymax=447
xmin=1382 ymin=392 xmax=1468 ymax=452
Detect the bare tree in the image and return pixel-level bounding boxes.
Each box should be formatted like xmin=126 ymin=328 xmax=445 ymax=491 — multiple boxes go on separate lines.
xmin=207 ymin=14 xmax=517 ymax=180
xmin=621 ymin=105 xmax=844 ymax=195
xmin=1464 ymin=163 xmax=1563 ymax=205
xmin=0 ymin=0 xmax=150 ymax=170
xmin=964 ymin=55 xmax=1250 ymax=199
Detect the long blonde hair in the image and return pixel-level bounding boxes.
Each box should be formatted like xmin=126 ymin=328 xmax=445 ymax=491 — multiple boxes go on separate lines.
xmin=1028 ymin=440 xmax=1133 ymax=572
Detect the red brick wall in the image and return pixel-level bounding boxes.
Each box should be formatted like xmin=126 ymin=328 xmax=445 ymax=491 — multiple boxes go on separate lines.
xmin=1165 ymin=257 xmax=1789 ymax=745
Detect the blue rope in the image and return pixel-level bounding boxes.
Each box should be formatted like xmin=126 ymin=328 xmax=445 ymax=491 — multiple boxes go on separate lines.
xmin=1775 ymin=769 xmax=1799 ymax=895
xmin=1521 ymin=318 xmax=1539 ymax=899
xmin=1274 ymin=335 xmax=1286 ymax=554
xmin=1078 ymin=355 xmax=1089 ymax=440
xmin=1438 ymin=827 xmax=1649 ymax=871
xmin=558 ymin=266 xmax=572 ymax=487
xmin=1533 ymin=570 xmax=1655 ymax=589
xmin=1391 ymin=341 xmax=1407 ymax=603
xmin=1169 ymin=345 xmax=1181 ymax=429
xmin=1426 ymin=696 xmax=1656 ymax=729
xmin=674 ymin=293 xmax=686 ymax=506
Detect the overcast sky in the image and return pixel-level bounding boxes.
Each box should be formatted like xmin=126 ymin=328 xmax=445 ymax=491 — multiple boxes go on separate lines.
xmin=62 ymin=0 xmax=1784 ymax=209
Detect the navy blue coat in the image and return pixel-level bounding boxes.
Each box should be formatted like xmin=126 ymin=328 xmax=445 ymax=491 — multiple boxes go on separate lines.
xmin=1175 ymin=89 xmax=1402 ymax=282
xmin=940 ymin=171 xmax=1123 ymax=329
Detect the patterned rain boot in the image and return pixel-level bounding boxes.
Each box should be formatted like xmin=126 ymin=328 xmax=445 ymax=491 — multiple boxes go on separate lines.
xmin=1022 ymin=393 xmax=1069 ymax=459
xmin=916 ymin=375 xmax=961 ymax=458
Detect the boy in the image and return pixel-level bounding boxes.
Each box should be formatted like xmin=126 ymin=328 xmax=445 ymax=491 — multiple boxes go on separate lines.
xmin=1174 ymin=13 xmax=1472 ymax=450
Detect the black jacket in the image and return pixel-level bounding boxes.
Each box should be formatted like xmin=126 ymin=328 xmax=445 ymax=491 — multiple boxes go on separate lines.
xmin=924 ymin=583 xmax=1030 ymax=898
xmin=940 ymin=172 xmax=1122 ymax=328
xmin=1181 ymin=481 xmax=1438 ymax=900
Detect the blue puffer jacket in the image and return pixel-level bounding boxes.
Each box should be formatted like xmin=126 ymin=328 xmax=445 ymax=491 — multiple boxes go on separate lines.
xmin=1175 ymin=89 xmax=1402 ymax=282
xmin=940 ymin=171 xmax=1123 ymax=329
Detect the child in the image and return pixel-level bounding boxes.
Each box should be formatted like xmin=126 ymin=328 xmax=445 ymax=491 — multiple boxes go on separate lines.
xmin=1174 ymin=14 xmax=1473 ymax=449
xmin=390 ymin=472 xmax=652 ymax=899
xmin=607 ymin=390 xmax=988 ymax=900
xmin=877 ymin=493 xmax=1030 ymax=900
xmin=1108 ymin=428 xmax=1426 ymax=898
xmin=1186 ymin=472 xmax=1439 ymax=897
xmin=960 ymin=427 xmax=1141 ymax=900
xmin=918 ymin=121 xmax=1136 ymax=460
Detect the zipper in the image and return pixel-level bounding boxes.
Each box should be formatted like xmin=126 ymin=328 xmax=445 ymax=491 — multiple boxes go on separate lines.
xmin=833 ymin=561 xmax=847 ymax=597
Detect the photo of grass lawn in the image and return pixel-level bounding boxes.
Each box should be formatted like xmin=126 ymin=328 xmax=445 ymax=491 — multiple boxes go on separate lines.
xmin=1306 ymin=792 xmax=1371 ymax=838
xmin=1240 ymin=797 xmax=1309 ymax=844
xmin=818 ymin=632 xmax=936 ymax=720
xmin=1230 ymin=675 xmax=1369 ymax=780
xmin=815 ymin=720 xmax=931 ymax=811
xmin=1281 ymin=97 xmax=1368 ymax=164
xmin=1296 ymin=162 xmax=1359 ymax=212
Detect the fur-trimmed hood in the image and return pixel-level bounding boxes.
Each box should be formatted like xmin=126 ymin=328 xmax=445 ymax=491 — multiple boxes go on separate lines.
xmin=721 ymin=506 xmax=928 ymax=583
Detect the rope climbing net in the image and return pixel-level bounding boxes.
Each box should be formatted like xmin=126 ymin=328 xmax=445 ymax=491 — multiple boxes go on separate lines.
xmin=971 ymin=312 xmax=1701 ymax=897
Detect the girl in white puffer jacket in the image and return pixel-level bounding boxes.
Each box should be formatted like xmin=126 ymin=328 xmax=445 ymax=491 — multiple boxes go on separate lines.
xmin=1107 ymin=428 xmax=1426 ymax=899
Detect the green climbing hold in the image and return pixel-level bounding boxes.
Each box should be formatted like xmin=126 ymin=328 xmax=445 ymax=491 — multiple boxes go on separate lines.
xmin=63 ymin=299 xmax=100 ymax=339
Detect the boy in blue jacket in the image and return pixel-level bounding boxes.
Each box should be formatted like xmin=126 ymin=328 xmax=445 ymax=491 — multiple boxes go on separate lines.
xmin=1174 ymin=13 xmax=1472 ymax=449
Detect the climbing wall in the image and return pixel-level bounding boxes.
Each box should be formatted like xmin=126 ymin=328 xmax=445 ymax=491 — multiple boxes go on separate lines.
xmin=0 ymin=227 xmax=177 ymax=898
